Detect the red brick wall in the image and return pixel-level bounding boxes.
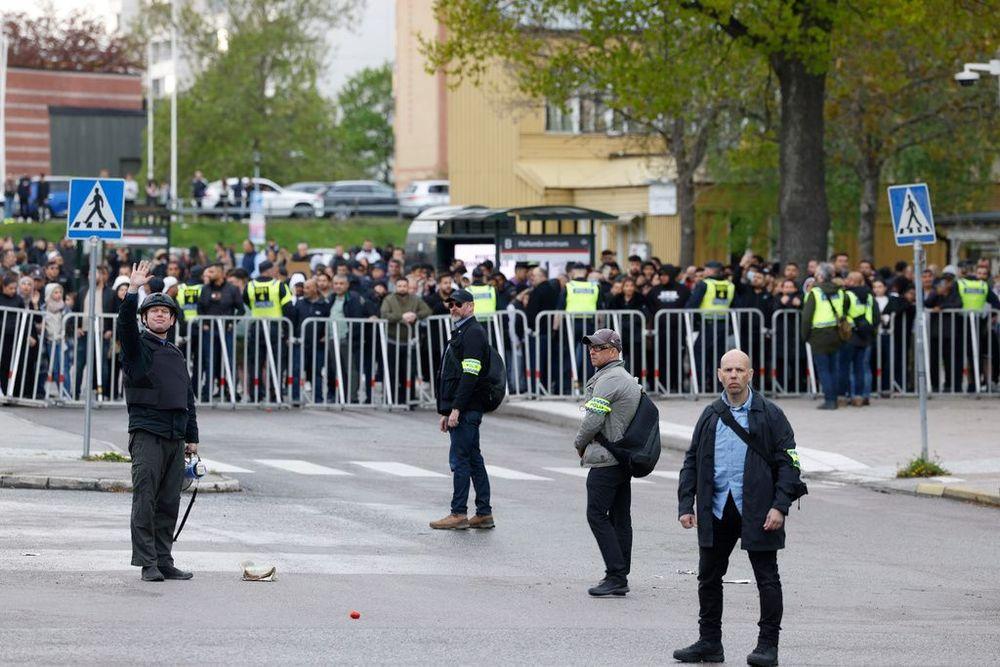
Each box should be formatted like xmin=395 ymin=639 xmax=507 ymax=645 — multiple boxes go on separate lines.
xmin=3 ymin=67 xmax=143 ymax=177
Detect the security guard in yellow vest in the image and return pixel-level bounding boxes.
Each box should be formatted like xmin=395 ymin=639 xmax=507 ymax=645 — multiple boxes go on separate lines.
xmin=467 ymin=267 xmax=497 ymax=321
xmin=685 ymin=261 xmax=734 ymax=392
xmin=957 ymin=266 xmax=1000 ymax=392
xmin=559 ymin=264 xmax=602 ymax=394
xmin=242 ymin=260 xmax=294 ymax=401
xmin=842 ymin=272 xmax=879 ymax=406
xmin=801 ymin=263 xmax=849 ymax=409
xmin=175 ymin=266 xmax=204 ymax=322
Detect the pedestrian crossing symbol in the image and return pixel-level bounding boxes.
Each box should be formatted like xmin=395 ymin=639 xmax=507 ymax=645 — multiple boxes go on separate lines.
xmin=67 ymin=178 xmax=125 ymax=240
xmin=887 ymin=183 xmax=935 ymax=246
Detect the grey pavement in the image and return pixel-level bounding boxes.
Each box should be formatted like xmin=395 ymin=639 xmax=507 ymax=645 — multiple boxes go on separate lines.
xmin=1 ymin=405 xmax=999 ymax=664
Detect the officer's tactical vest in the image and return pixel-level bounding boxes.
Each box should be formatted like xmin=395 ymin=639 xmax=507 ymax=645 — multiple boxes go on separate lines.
xmin=699 ymin=278 xmax=735 ymax=314
xmin=247 ymin=279 xmax=287 ymax=318
xmin=565 ymin=280 xmax=599 ymax=313
xmin=176 ymin=284 xmax=203 ymax=320
xmin=123 ymin=334 xmax=190 ymax=410
xmin=467 ymin=284 xmax=497 ymax=319
xmin=957 ymin=279 xmax=988 ymax=311
xmin=810 ymin=287 xmax=847 ymax=328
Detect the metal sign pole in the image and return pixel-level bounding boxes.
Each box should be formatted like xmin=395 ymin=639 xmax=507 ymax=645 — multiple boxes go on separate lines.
xmin=912 ymin=240 xmax=929 ymax=460
xmin=82 ymin=237 xmax=98 ymax=458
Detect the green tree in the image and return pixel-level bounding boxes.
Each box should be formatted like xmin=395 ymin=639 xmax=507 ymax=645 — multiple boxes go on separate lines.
xmin=825 ymin=5 xmax=1000 ymax=258
xmin=139 ymin=0 xmax=359 ymax=187
xmin=423 ymin=1 xmax=764 ymax=265
xmin=334 ymin=63 xmax=396 ymax=183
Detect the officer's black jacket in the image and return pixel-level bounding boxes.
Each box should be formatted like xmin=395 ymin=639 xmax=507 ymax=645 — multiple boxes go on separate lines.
xmin=436 ymin=316 xmax=488 ymax=415
xmin=678 ymin=392 xmax=801 ymax=551
xmin=118 ymin=293 xmax=199 ymax=442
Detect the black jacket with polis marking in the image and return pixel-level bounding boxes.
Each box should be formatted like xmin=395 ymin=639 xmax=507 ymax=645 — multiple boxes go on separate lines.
xmin=436 ymin=316 xmax=489 ymax=416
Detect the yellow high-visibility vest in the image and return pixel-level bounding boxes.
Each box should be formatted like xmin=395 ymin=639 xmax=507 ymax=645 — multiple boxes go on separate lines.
xmin=811 ymin=287 xmax=847 ymax=328
xmin=699 ymin=278 xmax=734 ymax=313
xmin=847 ymin=291 xmax=874 ymax=326
xmin=565 ymin=280 xmax=599 ymax=313
xmin=957 ymin=278 xmax=988 ymax=311
xmin=247 ymin=279 xmax=290 ymax=318
xmin=176 ymin=284 xmax=203 ymax=320
xmin=467 ymin=284 xmax=497 ymax=319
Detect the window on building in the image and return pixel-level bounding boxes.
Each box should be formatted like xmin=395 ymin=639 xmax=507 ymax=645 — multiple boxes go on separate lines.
xmin=545 ymin=96 xmax=633 ymax=135
xmin=152 ymin=77 xmax=164 ymax=98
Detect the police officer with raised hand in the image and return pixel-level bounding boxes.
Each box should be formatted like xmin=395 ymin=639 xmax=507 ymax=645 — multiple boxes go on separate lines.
xmin=674 ymin=349 xmax=805 ymax=667
xmin=119 ymin=260 xmax=199 ymax=582
xmin=430 ymin=288 xmax=494 ymax=531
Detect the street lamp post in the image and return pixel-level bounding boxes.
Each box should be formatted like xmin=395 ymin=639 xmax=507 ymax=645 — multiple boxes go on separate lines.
xmin=954 ymin=58 xmax=1000 ymax=107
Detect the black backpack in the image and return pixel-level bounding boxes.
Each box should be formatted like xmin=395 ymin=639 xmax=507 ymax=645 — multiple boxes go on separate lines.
xmin=596 ymin=392 xmax=661 ymax=477
xmin=480 ymin=346 xmax=507 ymax=412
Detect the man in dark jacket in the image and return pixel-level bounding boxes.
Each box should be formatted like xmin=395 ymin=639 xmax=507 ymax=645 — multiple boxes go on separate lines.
xmin=674 ymin=349 xmax=803 ymax=667
xmin=430 ymin=288 xmax=494 ymax=531
xmin=119 ymin=260 xmax=199 ymax=583
xmin=196 ymin=263 xmax=245 ymax=401
xmin=648 ymin=264 xmax=691 ymax=393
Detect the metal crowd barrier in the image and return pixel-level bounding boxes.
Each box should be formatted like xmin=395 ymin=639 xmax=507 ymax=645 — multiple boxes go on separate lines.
xmin=647 ymin=308 xmax=766 ymax=397
xmin=2 ymin=303 xmax=996 ymax=409
xmin=531 ymin=310 xmax=649 ymax=399
xmin=414 ymin=311 xmax=533 ymax=407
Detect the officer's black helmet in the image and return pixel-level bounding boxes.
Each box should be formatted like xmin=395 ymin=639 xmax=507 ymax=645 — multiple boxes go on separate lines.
xmin=138 ymin=293 xmax=181 ymax=319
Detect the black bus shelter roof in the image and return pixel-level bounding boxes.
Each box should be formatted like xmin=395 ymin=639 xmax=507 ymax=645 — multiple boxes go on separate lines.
xmin=428 ymin=205 xmax=617 ymax=223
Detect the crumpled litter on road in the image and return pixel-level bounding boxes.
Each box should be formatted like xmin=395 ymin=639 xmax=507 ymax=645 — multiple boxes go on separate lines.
xmin=241 ymin=561 xmax=277 ymax=582
xmin=675 ymin=569 xmax=696 ymax=575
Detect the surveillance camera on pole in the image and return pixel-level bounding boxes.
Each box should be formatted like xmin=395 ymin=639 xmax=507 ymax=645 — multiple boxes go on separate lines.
xmin=953 ymin=69 xmax=980 ymax=87
xmin=954 ymin=58 xmax=1000 ymax=106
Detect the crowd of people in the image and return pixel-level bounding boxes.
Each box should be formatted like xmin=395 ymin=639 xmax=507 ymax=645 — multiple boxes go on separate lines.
xmin=0 ymin=231 xmax=997 ymax=406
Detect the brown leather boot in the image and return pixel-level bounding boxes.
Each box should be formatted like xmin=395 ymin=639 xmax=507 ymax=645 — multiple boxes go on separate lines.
xmin=469 ymin=514 xmax=495 ymax=529
xmin=851 ymin=397 xmax=864 ymax=407
xmin=429 ymin=513 xmax=469 ymax=530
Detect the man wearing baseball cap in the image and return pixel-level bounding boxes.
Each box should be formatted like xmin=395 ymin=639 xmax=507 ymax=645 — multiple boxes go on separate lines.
xmin=574 ymin=327 xmax=641 ymax=596
xmin=430 ymin=288 xmax=495 ymax=530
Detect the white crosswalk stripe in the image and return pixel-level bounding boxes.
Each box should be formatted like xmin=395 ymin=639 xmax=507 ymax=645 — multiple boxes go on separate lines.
xmin=649 ymin=470 xmax=680 ymax=480
xmin=199 ymin=458 xmax=255 ymax=474
xmin=544 ymin=467 xmax=654 ymax=484
xmin=350 ymin=461 xmax=448 ymax=477
xmin=254 ymin=459 xmax=353 ymax=475
xmin=484 ymin=465 xmax=552 ymax=481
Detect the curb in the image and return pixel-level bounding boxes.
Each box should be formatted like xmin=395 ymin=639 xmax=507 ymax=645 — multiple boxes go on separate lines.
xmin=914 ymin=482 xmax=1000 ymax=508
xmin=498 ymin=402 xmax=691 ymax=451
xmin=0 ymin=473 xmax=240 ymax=494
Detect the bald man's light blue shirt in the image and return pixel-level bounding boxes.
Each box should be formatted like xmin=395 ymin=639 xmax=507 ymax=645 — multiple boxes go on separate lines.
xmin=713 ymin=388 xmax=752 ymax=518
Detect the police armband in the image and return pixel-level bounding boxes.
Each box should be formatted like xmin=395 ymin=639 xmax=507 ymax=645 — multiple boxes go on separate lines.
xmin=461 ymin=358 xmax=482 ymax=375
xmin=584 ymin=396 xmax=612 ymax=414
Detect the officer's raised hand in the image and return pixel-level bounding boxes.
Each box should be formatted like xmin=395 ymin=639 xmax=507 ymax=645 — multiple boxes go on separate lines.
xmin=185 ymin=442 xmax=198 ymax=455
xmin=129 ymin=260 xmax=153 ymax=292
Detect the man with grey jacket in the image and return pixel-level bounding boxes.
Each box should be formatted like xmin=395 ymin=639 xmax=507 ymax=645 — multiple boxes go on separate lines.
xmin=574 ymin=328 xmax=642 ymax=597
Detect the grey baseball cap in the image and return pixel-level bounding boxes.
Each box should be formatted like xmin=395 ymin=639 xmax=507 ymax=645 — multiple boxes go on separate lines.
xmin=582 ymin=328 xmax=622 ymax=351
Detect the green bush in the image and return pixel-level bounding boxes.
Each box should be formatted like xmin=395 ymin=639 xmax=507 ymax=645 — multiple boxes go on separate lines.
xmin=896 ymin=456 xmax=949 ymax=478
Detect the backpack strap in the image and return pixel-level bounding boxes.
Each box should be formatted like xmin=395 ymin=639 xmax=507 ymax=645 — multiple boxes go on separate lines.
xmin=710 ymin=399 xmax=775 ymax=470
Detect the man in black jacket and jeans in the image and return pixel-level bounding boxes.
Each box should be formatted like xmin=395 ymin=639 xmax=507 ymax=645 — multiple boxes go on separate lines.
xmin=674 ymin=349 xmax=804 ymax=667
xmin=119 ymin=260 xmax=199 ymax=582
xmin=430 ymin=288 xmax=494 ymax=530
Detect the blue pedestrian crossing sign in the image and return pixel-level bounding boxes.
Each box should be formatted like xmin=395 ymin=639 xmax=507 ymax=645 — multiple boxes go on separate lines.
xmin=887 ymin=183 xmax=935 ymax=246
xmin=66 ymin=178 xmax=125 ymax=240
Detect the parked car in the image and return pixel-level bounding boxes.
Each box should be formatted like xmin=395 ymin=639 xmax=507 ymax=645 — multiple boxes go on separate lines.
xmin=399 ymin=180 xmax=450 ymax=217
xmin=287 ymin=180 xmax=398 ymax=219
xmin=203 ymin=177 xmax=324 ymax=218
xmin=42 ymin=175 xmax=71 ymax=217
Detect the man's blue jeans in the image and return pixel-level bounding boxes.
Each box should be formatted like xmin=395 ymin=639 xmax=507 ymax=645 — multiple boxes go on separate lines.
xmin=812 ymin=350 xmax=839 ymax=405
xmin=449 ymin=410 xmax=492 ymax=516
xmin=841 ymin=345 xmax=872 ymax=399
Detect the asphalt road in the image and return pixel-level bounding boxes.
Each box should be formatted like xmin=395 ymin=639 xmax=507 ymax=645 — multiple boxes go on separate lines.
xmin=1 ymin=406 xmax=998 ymax=665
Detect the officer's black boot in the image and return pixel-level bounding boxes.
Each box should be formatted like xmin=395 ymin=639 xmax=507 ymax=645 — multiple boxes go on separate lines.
xmin=141 ymin=565 xmax=165 ymax=582
xmin=672 ymin=639 xmax=725 ymax=663
xmin=587 ymin=576 xmax=628 ymax=597
xmin=159 ymin=564 xmax=194 ymax=580
xmin=747 ymin=643 xmax=778 ymax=666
